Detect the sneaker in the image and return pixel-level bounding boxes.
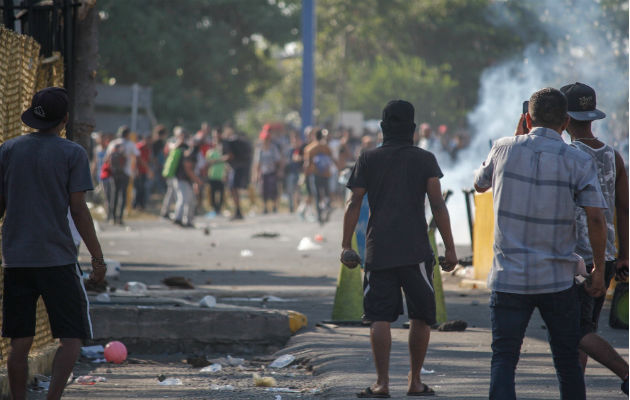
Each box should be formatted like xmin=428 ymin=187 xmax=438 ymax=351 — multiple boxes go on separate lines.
xmin=230 ymin=213 xmax=244 ymax=221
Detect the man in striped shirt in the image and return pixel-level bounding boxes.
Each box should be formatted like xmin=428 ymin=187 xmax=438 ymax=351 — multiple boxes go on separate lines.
xmin=474 ymin=87 xmax=607 ymax=400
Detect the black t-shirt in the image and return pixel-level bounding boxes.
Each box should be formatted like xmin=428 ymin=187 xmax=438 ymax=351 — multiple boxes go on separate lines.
xmin=346 ymin=143 xmax=443 ymax=271
xmin=223 ymin=137 xmax=252 ymax=168
xmin=175 ymin=144 xmax=194 ymax=182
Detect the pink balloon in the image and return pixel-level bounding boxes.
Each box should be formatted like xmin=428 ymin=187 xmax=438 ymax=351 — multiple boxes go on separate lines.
xmin=104 ymin=341 xmax=127 ymax=364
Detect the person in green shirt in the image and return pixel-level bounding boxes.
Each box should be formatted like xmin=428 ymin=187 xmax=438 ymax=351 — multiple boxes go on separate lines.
xmin=206 ymin=129 xmax=226 ymax=214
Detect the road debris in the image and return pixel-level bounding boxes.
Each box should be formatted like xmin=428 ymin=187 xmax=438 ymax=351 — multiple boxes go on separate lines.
xmin=240 ymin=249 xmax=254 ymax=257
xmin=124 ymin=281 xmax=148 ymax=294
xmin=297 ymin=237 xmax=322 ymax=251
xmin=269 ymin=354 xmax=296 ymax=369
xmin=162 ymin=276 xmax=195 ymax=289
xmin=199 ymin=363 xmax=222 ymax=373
xmin=199 ymin=295 xmax=217 ymax=308
xmin=76 ymin=376 xmax=107 ymax=385
xmin=253 ymin=373 xmax=277 ymax=387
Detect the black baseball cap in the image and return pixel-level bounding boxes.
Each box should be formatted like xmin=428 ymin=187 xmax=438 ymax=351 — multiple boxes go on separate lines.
xmin=21 ymin=87 xmax=69 ymax=130
xmin=382 ymin=100 xmax=415 ymax=123
xmin=560 ymin=82 xmax=605 ymax=121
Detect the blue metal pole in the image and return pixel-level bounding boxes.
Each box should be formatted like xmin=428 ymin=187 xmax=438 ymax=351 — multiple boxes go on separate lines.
xmin=301 ymin=0 xmax=315 ymax=139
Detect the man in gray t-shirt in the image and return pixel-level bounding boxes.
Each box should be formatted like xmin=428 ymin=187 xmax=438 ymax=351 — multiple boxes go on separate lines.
xmin=0 ymin=87 xmax=106 ymax=400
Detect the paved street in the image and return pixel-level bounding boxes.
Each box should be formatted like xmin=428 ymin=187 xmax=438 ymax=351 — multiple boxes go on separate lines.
xmin=39 ymin=209 xmax=628 ymax=399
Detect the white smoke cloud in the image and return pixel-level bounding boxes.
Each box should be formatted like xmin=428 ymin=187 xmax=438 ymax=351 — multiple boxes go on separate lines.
xmin=439 ymin=0 xmax=628 ymax=246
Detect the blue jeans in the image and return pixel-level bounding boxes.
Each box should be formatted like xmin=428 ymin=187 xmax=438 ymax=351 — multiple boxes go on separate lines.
xmin=489 ymin=286 xmax=584 ymax=400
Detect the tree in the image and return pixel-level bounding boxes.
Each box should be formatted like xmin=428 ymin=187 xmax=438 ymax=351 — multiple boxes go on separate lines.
xmin=97 ymin=0 xmax=300 ymax=130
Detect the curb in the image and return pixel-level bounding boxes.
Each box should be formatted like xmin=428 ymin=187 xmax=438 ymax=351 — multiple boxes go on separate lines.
xmin=89 ymin=304 xmax=307 ymax=354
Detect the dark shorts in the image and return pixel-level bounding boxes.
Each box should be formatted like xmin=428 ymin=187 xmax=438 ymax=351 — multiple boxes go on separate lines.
xmin=2 ymin=264 xmax=92 ymax=339
xmin=262 ymin=172 xmax=278 ymax=200
xmin=363 ymin=262 xmax=436 ymax=325
xmin=229 ymin=166 xmax=250 ymax=190
xmin=578 ymin=260 xmax=616 ymax=337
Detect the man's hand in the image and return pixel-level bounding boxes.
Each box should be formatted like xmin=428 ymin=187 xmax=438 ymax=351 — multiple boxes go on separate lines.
xmin=89 ymin=257 xmax=107 ymax=284
xmin=584 ymin=268 xmax=606 ymax=298
xmin=340 ymin=248 xmax=361 ymax=269
xmin=440 ymin=247 xmax=458 ymax=272
xmin=616 ymin=259 xmax=629 ymax=281
xmin=514 ymin=114 xmax=529 ymax=136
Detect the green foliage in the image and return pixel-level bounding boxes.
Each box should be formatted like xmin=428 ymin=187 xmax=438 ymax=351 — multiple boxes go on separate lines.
xmin=313 ymin=0 xmax=525 ymax=125
xmin=98 ymin=0 xmax=300 ymax=130
xmin=345 ymin=57 xmax=460 ymax=126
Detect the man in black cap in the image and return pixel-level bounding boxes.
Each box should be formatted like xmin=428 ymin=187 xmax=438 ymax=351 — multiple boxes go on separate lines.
xmin=560 ymin=82 xmax=629 ymax=395
xmin=341 ymin=100 xmax=458 ymax=398
xmin=1 ymin=87 xmax=106 ymax=400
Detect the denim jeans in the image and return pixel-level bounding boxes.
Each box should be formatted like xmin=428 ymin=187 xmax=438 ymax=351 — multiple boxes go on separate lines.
xmin=489 ymin=286 xmax=584 ymax=400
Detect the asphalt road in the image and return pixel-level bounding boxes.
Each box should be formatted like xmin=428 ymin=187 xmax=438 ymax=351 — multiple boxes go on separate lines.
xmin=39 ymin=208 xmax=628 ymax=399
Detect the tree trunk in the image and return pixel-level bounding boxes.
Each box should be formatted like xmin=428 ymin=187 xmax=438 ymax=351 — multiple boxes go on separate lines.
xmin=72 ymin=0 xmax=98 ymax=151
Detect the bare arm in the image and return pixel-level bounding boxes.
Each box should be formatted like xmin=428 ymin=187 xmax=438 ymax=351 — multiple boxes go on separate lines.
xmin=340 ymin=188 xmax=366 ymax=268
xmin=426 ymin=177 xmax=458 ymax=271
xmin=614 ymin=151 xmax=628 ymax=276
xmin=183 ymin=159 xmax=203 ymax=187
xmin=342 ymin=188 xmax=366 ymax=249
xmin=584 ymin=206 xmax=607 ymax=297
xmin=69 ymin=191 xmax=105 ymax=284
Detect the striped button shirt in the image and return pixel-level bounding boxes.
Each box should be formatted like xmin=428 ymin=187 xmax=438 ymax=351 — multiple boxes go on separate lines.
xmin=474 ymin=127 xmax=606 ymax=294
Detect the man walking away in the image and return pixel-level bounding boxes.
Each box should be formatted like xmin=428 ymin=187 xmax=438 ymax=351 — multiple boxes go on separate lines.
xmin=222 ymin=124 xmax=252 ymax=220
xmin=305 ymin=128 xmax=335 ymax=224
xmin=342 ymin=100 xmax=458 ymax=398
xmin=105 ymin=125 xmax=139 ymax=225
xmin=560 ymin=82 xmax=629 ymax=395
xmin=2 ymin=87 xmax=106 ymax=400
xmin=474 ymin=87 xmax=608 ymax=400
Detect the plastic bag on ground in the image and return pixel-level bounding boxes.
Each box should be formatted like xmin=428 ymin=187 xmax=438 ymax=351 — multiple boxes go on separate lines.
xmin=158 ymin=378 xmax=182 ymax=386
xmin=297 ymin=237 xmax=322 ymax=251
xmin=81 ymin=345 xmax=104 ymax=359
xmin=76 ymin=375 xmax=107 ymax=385
xmin=199 ymin=295 xmax=217 ymax=308
xmin=240 ymin=249 xmax=254 ymax=257
xmin=124 ymin=281 xmax=147 ymax=294
xmin=210 ymin=384 xmax=234 ymax=390
xmin=269 ymin=354 xmax=295 ymax=368
xmin=200 ymin=363 xmax=222 ymax=373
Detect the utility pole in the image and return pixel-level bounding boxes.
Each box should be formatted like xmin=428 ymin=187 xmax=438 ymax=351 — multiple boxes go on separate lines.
xmin=300 ymin=0 xmax=315 ymax=139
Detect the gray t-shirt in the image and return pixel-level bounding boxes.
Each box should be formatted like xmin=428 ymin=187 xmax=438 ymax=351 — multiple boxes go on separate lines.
xmin=0 ymin=132 xmax=93 ymax=267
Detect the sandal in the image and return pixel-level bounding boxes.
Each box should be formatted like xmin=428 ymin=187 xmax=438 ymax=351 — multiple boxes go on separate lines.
xmin=356 ymin=386 xmax=391 ymax=398
xmin=407 ymin=383 xmax=435 ymax=396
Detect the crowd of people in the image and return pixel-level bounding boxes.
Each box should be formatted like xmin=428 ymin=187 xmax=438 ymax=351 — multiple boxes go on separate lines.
xmin=87 ymin=118 xmax=470 ymax=228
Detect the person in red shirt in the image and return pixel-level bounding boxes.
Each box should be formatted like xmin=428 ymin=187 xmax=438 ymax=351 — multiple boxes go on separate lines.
xmin=133 ymin=134 xmax=154 ymax=210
